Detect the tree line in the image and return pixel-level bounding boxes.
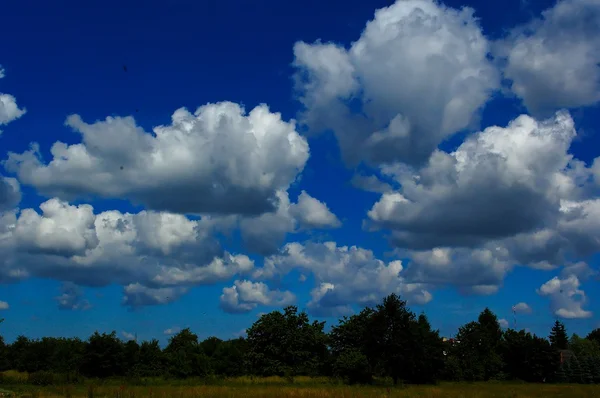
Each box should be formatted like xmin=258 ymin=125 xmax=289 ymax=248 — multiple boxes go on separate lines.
xmin=1 ymin=294 xmax=600 ymax=386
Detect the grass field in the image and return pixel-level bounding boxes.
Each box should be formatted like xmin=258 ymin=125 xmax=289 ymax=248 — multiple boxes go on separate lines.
xmin=1 ymin=375 xmax=598 ymax=397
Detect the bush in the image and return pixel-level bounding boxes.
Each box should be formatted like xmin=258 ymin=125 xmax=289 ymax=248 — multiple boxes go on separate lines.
xmin=28 ymin=371 xmax=55 ymax=386
xmin=333 ymin=349 xmax=372 ymax=385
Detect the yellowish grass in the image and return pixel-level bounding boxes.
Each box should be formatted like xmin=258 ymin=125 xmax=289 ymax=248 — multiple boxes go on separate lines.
xmin=1 ymin=381 xmax=598 ymax=398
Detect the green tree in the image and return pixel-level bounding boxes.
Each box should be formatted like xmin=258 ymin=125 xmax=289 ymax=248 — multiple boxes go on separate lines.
xmin=409 ymin=313 xmax=445 ymax=384
xmin=369 ymin=294 xmax=426 ymax=385
xmin=549 ymin=320 xmax=569 ymax=350
xmin=123 ymin=339 xmax=141 ymax=377
xmin=570 ymin=334 xmax=600 ymax=359
xmin=211 ymin=338 xmax=247 ymax=377
xmin=586 ymin=328 xmax=600 ymax=346
xmin=138 ymin=339 xmax=165 ymax=377
xmin=81 ymin=331 xmax=125 ymax=378
xmin=0 ymin=335 xmax=9 ymax=371
xmin=332 ymin=348 xmax=371 ymax=384
xmin=245 ymin=306 xmax=329 ymax=377
xmin=164 ymin=328 xmax=211 ymax=378
xmin=476 ymin=308 xmax=504 ymax=380
xmin=454 ymin=322 xmax=485 ymax=381
xmin=329 ymin=307 xmax=376 ymax=383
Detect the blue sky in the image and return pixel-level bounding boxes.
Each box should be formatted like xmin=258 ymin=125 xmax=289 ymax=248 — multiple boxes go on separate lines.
xmin=1 ymin=0 xmax=599 ymax=344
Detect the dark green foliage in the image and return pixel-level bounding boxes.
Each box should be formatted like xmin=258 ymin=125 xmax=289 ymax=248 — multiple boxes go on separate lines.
xmin=164 ymin=328 xmax=211 ymax=378
xmin=137 ymin=339 xmax=165 ymax=377
xmin=550 ymin=320 xmax=569 ymax=350
xmin=502 ymin=329 xmax=559 ymax=382
xmin=586 ymin=328 xmax=600 ymax=346
xmin=81 ymin=331 xmax=125 ymax=378
xmin=0 ymin=335 xmax=9 ymax=371
xmin=2 ymin=295 xmax=600 ymax=386
xmin=245 ymin=306 xmax=329 ymax=377
xmin=333 ymin=348 xmax=371 ymax=384
xmin=329 ymin=308 xmax=376 ymax=382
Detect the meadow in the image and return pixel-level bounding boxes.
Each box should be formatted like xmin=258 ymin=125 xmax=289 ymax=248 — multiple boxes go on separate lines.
xmin=1 ymin=374 xmax=598 ymax=398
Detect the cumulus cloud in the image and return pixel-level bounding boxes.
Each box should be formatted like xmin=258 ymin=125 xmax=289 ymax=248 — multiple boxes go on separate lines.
xmin=0 ymin=301 xmax=8 ymax=310
xmin=0 ymin=176 xmax=21 ymax=211
xmin=293 ymin=0 xmax=499 ymax=167
xmin=220 ymin=279 xmax=296 ymax=314
xmin=350 ymin=173 xmax=393 ymax=194
xmin=512 ymin=302 xmax=532 ymax=314
xmin=561 ymin=261 xmax=597 ymax=281
xmin=5 ymin=102 xmax=309 ymax=215
xmin=0 ymin=198 xmax=254 ymax=308
xmin=537 ymin=274 xmax=592 ymax=319
xmin=122 ymin=331 xmax=136 ymax=341
xmin=406 ymin=247 xmax=511 ymax=295
xmin=122 ymin=284 xmax=187 ymax=308
xmin=0 ymin=65 xmax=26 ymax=131
xmin=13 ymin=199 xmax=98 ymax=257
xmin=256 ymin=241 xmax=432 ymax=316
xmin=367 ymin=111 xmax=578 ymax=250
xmin=55 ymin=282 xmax=91 ymax=310
xmin=239 ymin=190 xmax=340 ymax=255
xmin=499 ymin=318 xmax=509 ymax=328
xmin=498 ymin=0 xmax=600 ymax=116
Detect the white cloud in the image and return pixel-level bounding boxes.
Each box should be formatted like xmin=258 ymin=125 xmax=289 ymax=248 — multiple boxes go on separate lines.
xmin=289 ymin=190 xmax=341 ymax=229
xmin=55 ymin=282 xmax=91 ymax=311
xmin=0 ymin=198 xmax=255 ymax=307
xmin=239 ymin=190 xmax=340 ymax=255
xmin=512 ymin=302 xmax=532 ymax=314
xmin=498 ymin=0 xmax=600 ymax=116
xmin=122 ymin=284 xmax=187 ymax=308
xmin=14 ymin=199 xmax=99 ymax=257
xmin=561 ymin=261 xmax=597 ymax=281
xmin=0 ymin=300 xmax=8 ymax=310
xmin=5 ymin=102 xmax=309 ymax=215
xmin=537 ymin=274 xmax=592 ymax=319
xmin=257 ymin=241 xmax=432 ymax=316
xmin=367 ymin=111 xmax=579 ymax=250
xmin=0 ymin=65 xmax=26 ymax=131
xmin=293 ymin=0 xmax=498 ymax=166
xmin=499 ymin=318 xmax=509 ymax=328
xmin=0 ymin=176 xmax=21 ymax=211
xmin=406 ymin=247 xmax=511 ymax=295
xmin=122 ymin=331 xmax=136 ymax=341
xmin=350 ymin=173 xmax=394 ymax=194
xmin=163 ymin=327 xmax=181 ymax=336
xmin=220 ymin=279 xmax=296 ymax=314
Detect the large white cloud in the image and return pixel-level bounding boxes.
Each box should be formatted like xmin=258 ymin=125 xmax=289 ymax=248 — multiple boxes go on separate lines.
xmin=239 ymin=190 xmax=341 ymax=255
xmin=219 ymin=279 xmax=296 ymax=314
xmin=256 ymin=241 xmax=432 ymax=316
xmin=0 ymin=65 xmax=26 ymax=131
xmin=13 ymin=199 xmax=99 ymax=257
xmin=5 ymin=102 xmax=309 ymax=215
xmin=364 ymin=110 xmax=600 ymax=295
xmin=0 ymin=198 xmax=254 ymax=307
xmin=498 ymin=0 xmax=600 ymax=116
xmin=406 ymin=247 xmax=511 ymax=295
xmin=293 ymin=0 xmax=499 ymax=166
xmin=367 ymin=111 xmax=579 ymax=250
